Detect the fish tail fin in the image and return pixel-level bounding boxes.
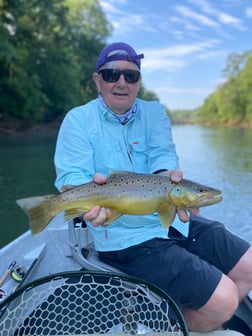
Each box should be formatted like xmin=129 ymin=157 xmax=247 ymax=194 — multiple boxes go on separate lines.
xmin=16 ymin=195 xmax=58 ymax=235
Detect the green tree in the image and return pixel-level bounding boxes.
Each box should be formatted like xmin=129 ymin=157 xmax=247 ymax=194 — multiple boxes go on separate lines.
xmin=238 ymin=55 xmax=252 ymax=123
xmin=0 ymin=0 xmax=111 ymax=123
xmin=223 ymin=51 xmax=251 ymax=79
xmin=195 ymin=93 xmax=218 ymax=123
xmin=195 ymin=50 xmax=252 ymax=125
xmin=138 ymin=83 xmax=160 ymax=101
xmin=64 ymin=0 xmax=112 ymax=103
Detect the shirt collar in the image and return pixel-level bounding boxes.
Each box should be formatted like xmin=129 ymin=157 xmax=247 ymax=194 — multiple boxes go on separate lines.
xmin=98 ymin=94 xmax=137 ymax=124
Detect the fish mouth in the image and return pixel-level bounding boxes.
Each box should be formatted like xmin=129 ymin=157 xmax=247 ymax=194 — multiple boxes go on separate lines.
xmin=195 ymin=194 xmax=223 ymax=207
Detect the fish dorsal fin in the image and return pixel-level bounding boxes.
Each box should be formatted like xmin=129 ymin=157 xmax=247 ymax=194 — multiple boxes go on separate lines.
xmin=61 ymin=185 xmax=76 ymax=192
xmin=108 ymin=170 xmax=132 ymax=177
xmin=157 ymin=202 xmax=176 ymax=228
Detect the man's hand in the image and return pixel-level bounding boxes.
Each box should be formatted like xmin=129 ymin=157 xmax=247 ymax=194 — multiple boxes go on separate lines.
xmin=83 ymin=173 xmax=111 ymax=226
xmin=158 ymin=169 xmax=199 ymax=222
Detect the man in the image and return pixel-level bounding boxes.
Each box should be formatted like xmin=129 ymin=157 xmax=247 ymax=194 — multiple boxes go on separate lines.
xmin=54 ymin=42 xmax=252 ymax=332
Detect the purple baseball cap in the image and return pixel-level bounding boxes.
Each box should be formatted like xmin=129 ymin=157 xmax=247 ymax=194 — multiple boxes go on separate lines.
xmin=96 ymin=42 xmax=144 ymax=72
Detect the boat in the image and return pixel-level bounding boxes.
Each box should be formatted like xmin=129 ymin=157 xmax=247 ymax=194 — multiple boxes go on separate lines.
xmin=0 ymin=213 xmax=251 ymax=336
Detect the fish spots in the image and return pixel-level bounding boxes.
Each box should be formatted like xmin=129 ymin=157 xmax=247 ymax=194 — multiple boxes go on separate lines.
xmin=52 ymin=198 xmax=58 ymax=205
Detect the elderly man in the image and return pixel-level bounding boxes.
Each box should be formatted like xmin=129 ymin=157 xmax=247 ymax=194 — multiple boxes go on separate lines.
xmin=54 ymin=42 xmax=252 ymax=332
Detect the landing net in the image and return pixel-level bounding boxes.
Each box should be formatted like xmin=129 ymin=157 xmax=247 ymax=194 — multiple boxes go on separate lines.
xmin=0 ymin=271 xmax=188 ymax=336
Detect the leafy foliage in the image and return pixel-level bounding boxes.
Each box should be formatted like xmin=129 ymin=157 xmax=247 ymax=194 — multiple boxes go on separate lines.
xmin=138 ymin=83 xmax=159 ymax=101
xmin=0 ymin=0 xmax=111 ymax=123
xmin=195 ymin=51 xmax=252 ymax=126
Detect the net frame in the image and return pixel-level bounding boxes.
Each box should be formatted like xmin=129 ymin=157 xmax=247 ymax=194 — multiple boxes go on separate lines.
xmin=0 ymin=270 xmax=188 ymax=336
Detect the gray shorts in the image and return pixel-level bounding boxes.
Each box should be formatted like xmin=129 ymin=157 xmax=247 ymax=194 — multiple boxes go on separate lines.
xmin=99 ymin=215 xmax=250 ymax=309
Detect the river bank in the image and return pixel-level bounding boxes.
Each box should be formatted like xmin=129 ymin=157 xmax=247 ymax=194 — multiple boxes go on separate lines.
xmin=1 ymin=114 xmax=252 ymax=136
xmin=0 ymin=115 xmax=61 ymax=136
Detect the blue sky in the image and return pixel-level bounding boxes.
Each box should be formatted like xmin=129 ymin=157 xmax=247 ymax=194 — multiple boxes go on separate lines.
xmin=100 ymin=0 xmax=252 ymax=110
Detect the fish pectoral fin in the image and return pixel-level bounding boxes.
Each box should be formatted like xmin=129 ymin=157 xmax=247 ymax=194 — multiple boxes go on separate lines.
xmin=157 ymin=203 xmax=176 ymax=228
xmin=104 ymin=210 xmax=123 ymax=225
xmin=64 ymin=208 xmax=84 ymax=221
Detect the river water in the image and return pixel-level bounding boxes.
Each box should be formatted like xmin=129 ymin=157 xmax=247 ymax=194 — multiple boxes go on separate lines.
xmin=0 ymin=125 xmax=252 ymax=248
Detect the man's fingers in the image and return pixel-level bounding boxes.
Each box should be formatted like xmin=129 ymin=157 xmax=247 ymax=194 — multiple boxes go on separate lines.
xmin=93 ymin=173 xmax=106 ymax=184
xmin=177 ymin=209 xmax=189 ymax=222
xmin=83 ymin=206 xmax=111 ymax=227
xmin=82 ymin=174 xmax=109 ymax=227
xmin=170 ymin=169 xmax=183 ymax=183
xmin=177 ymin=208 xmax=199 ymax=222
xmin=83 ymin=205 xmax=101 ymax=222
xmin=189 ymin=208 xmax=199 ymax=216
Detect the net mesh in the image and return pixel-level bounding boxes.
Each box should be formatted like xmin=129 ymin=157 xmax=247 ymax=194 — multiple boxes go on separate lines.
xmin=0 ymin=271 xmax=188 ymax=336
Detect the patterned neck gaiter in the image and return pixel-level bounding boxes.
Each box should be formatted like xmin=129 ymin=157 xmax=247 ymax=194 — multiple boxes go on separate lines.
xmin=98 ymin=94 xmax=137 ymax=124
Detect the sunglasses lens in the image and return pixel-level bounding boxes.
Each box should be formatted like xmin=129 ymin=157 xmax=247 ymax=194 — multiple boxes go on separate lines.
xmin=99 ymin=69 xmax=140 ymax=83
xmin=100 ymin=69 xmax=119 ymax=82
xmin=124 ymin=70 xmax=140 ymax=83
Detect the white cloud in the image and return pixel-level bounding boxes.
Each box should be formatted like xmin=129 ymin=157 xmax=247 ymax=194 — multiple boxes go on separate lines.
xmin=141 ymin=40 xmax=221 ymax=72
xmin=101 ymin=0 xmax=127 ymax=6
xmin=100 ymin=1 xmax=122 ymax=15
xmin=100 ymin=1 xmax=156 ymax=35
xmin=196 ymin=49 xmax=227 ymax=60
xmin=156 ymin=84 xmax=213 ymax=109
xmin=187 ymin=0 xmax=246 ymax=30
xmin=112 ymin=13 xmax=145 ymax=32
xmin=143 ymin=58 xmax=187 ymax=73
xmin=158 ymin=85 xmax=211 ymax=95
xmin=245 ymin=7 xmax=252 ymax=18
xmin=175 ymin=5 xmax=219 ymax=27
xmin=170 ymin=16 xmax=201 ymax=32
xmin=146 ymin=39 xmax=221 ymax=58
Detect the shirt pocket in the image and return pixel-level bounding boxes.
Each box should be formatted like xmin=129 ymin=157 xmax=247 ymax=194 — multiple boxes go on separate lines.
xmin=128 ymin=137 xmax=148 ymax=169
xmin=92 ymin=137 xmax=124 ymax=174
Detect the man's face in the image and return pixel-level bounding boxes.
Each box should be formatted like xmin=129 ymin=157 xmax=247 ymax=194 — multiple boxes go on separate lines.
xmin=93 ymin=60 xmax=141 ymax=115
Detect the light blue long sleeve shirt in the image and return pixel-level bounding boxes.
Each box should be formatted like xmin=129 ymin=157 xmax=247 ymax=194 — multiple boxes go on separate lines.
xmin=54 ymin=98 xmax=189 ymax=251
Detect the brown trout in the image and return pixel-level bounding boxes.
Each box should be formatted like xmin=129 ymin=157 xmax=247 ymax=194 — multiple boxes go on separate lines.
xmin=16 ymin=171 xmax=222 ymax=235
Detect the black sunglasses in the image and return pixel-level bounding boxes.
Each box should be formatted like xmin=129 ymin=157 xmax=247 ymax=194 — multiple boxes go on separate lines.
xmin=99 ymin=69 xmax=140 ymax=84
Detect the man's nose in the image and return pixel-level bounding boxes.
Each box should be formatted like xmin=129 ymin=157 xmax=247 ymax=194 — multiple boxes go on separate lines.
xmin=117 ymin=74 xmax=127 ymax=85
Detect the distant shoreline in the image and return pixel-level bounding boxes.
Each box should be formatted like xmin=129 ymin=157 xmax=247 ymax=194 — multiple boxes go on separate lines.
xmin=0 ymin=116 xmax=61 ymax=136
xmin=1 ymin=115 xmax=251 ymax=136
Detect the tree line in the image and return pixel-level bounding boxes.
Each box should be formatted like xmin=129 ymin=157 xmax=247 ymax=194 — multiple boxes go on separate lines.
xmin=194 ymin=51 xmax=252 ymax=126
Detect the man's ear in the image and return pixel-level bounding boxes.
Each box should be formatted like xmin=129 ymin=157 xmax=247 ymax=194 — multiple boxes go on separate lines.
xmin=137 ymin=75 xmax=142 ymax=92
xmin=93 ymin=72 xmax=101 ymax=92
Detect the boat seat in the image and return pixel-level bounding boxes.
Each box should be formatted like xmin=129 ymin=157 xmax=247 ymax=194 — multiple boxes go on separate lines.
xmin=68 ymin=217 xmax=124 ymax=273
